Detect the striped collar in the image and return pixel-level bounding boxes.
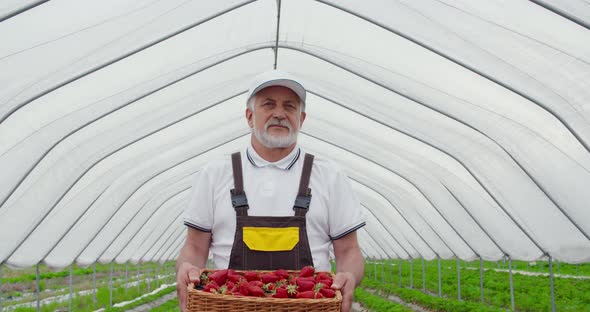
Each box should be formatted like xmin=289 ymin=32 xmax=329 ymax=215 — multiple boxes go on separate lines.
xmin=246 ymin=144 xmax=301 ymax=170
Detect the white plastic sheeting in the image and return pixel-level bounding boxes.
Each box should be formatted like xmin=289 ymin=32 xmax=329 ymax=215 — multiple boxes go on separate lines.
xmin=0 ymin=0 xmax=589 ymax=268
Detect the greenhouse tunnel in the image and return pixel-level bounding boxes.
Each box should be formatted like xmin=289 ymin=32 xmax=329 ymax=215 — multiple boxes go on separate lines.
xmin=1 ymin=0 xmax=589 ymax=311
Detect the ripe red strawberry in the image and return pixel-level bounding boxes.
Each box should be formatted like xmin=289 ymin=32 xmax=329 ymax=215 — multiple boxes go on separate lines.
xmin=272 ymin=287 xmax=289 ymax=298
xmin=274 ymin=269 xmax=290 ymax=279
xmin=248 ymin=280 xmax=264 ymax=288
xmin=299 ymin=266 xmax=315 ymax=277
xmin=261 ymin=273 xmax=280 ymax=284
xmin=208 ymin=269 xmax=228 ymax=286
xmin=315 ymin=272 xmax=331 ymax=281
xmin=244 ymin=271 xmax=260 ymax=282
xmin=296 ymin=278 xmax=315 ymax=292
xmin=296 ymin=290 xmax=316 ymax=299
xmin=320 ymin=288 xmax=336 ymax=298
xmin=228 ymin=274 xmax=244 ymax=283
xmin=248 ymin=285 xmax=265 ymax=297
xmin=237 ymin=280 xmax=250 ymax=296
xmin=317 ymin=278 xmax=333 ymax=288
xmin=203 ymin=281 xmax=219 ymax=293
xmin=297 ymin=276 xmax=315 ymax=282
xmin=226 ymin=281 xmax=235 ymax=290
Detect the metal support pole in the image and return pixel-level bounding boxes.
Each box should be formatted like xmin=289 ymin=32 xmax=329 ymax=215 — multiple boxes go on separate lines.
xmin=410 ymin=259 xmax=414 ymax=288
xmin=398 ymin=259 xmax=402 ymax=287
xmin=93 ymin=263 xmax=96 ymax=303
xmin=509 ymin=258 xmax=515 ymax=311
xmin=437 ymin=258 xmax=442 ymax=297
xmin=147 ymin=264 xmax=152 ymax=291
xmin=480 ymin=258 xmax=484 ymax=303
xmin=109 ymin=262 xmax=113 ymax=307
xmin=373 ymin=260 xmax=377 ymax=281
xmin=36 ymin=264 xmax=40 ymax=312
xmin=0 ymin=263 xmax=3 ymax=312
xmin=381 ymin=260 xmax=385 ymax=284
xmin=422 ymin=259 xmax=426 ymax=292
xmin=576 ymin=263 xmax=579 ymax=275
xmin=389 ymin=259 xmax=393 ymax=285
xmin=457 ymin=259 xmax=461 ymax=301
xmin=125 ymin=262 xmax=129 ymax=292
xmin=69 ymin=265 xmax=73 ymax=312
xmin=549 ymin=256 xmax=556 ymax=312
xmin=137 ymin=263 xmax=140 ymax=293
xmin=155 ymin=263 xmax=159 ymax=288
xmin=557 ymin=260 xmax=560 ymax=274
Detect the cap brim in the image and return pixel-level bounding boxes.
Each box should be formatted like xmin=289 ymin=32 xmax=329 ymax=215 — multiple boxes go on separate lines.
xmin=249 ymin=79 xmax=306 ymax=103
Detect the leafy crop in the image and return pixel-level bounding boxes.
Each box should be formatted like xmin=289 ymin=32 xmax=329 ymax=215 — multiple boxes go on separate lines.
xmin=354 ymin=287 xmax=413 ymax=311
xmin=365 ymin=260 xmax=590 ymax=312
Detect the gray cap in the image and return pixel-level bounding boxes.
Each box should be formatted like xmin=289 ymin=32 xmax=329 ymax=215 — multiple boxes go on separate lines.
xmin=247 ymin=70 xmax=306 ymax=103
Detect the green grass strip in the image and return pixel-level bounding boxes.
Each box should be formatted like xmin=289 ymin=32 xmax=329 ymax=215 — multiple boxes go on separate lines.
xmin=105 ymin=285 xmax=176 ymax=312
xmin=354 ymin=288 xmax=413 ymax=312
xmin=148 ymin=298 xmax=181 ymax=312
xmin=362 ymin=279 xmax=504 ymax=312
xmin=8 ymin=281 xmax=174 ymax=312
xmin=366 ymin=260 xmax=590 ymax=311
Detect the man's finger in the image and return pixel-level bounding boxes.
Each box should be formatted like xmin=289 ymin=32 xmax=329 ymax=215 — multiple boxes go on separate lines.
xmin=188 ymin=267 xmax=201 ymax=283
xmin=177 ymin=281 xmax=187 ymax=312
xmin=331 ymin=273 xmax=348 ymax=290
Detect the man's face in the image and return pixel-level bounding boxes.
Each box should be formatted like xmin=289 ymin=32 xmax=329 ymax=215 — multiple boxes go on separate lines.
xmin=246 ymin=86 xmax=306 ymax=149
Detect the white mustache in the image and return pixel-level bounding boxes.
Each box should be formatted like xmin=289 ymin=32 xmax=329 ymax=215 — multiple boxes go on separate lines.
xmin=265 ymin=118 xmax=292 ymax=131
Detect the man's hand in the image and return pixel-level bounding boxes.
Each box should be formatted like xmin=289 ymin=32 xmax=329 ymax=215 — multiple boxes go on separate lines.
xmin=176 ymin=262 xmax=202 ymax=312
xmin=176 ymin=228 xmax=211 ymax=311
xmin=332 ymin=231 xmax=364 ymax=312
xmin=331 ymin=271 xmax=356 ymax=312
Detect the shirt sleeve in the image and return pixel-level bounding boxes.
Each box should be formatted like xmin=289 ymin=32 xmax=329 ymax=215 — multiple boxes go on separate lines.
xmin=327 ymin=163 xmax=366 ymax=240
xmin=183 ymin=167 xmax=214 ymax=233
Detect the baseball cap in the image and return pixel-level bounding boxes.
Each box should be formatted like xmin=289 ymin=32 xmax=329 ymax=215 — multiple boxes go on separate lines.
xmin=247 ymin=70 xmax=306 ymax=104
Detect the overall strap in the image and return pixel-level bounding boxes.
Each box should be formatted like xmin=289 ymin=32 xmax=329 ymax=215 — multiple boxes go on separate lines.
xmin=230 ymin=152 xmax=249 ymax=216
xmin=294 ymin=153 xmax=314 ymax=217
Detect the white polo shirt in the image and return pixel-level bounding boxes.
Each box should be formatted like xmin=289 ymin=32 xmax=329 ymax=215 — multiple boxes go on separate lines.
xmin=183 ymin=143 xmax=366 ymax=271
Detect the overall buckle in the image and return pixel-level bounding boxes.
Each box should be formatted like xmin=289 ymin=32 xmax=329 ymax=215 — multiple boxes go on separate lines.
xmin=230 ymin=190 xmax=249 ymax=209
xmin=293 ymin=195 xmax=311 ymax=210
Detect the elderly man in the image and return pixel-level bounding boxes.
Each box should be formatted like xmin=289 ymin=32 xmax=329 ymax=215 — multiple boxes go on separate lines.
xmin=176 ymin=70 xmax=365 ymax=311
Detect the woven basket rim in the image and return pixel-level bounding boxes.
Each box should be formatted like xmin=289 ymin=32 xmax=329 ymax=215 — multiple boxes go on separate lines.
xmin=189 ymin=269 xmax=342 ymax=303
xmin=189 ymin=283 xmax=342 ymax=304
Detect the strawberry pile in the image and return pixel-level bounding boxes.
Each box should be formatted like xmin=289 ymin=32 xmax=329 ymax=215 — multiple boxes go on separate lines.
xmin=195 ymin=266 xmax=337 ymax=299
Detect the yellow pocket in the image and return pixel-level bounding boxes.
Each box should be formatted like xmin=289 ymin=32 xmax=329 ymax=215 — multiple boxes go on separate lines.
xmin=242 ymin=227 xmax=299 ymax=251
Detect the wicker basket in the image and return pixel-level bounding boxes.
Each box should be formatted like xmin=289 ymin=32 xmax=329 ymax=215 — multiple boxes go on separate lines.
xmin=187 ymin=270 xmax=342 ymax=312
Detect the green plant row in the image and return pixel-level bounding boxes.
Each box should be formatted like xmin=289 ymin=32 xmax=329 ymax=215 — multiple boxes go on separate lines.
xmin=354 ymin=287 xmax=413 ymax=312
xmin=365 ymin=260 xmax=590 ymax=312
xmin=9 ymin=278 xmax=174 ymax=312
xmin=2 ymin=261 xmax=175 ymax=284
xmin=362 ymin=279 xmax=503 ymax=312
xmin=2 ymin=271 xmax=175 ymax=306
xmin=106 ymin=285 xmax=176 ymax=312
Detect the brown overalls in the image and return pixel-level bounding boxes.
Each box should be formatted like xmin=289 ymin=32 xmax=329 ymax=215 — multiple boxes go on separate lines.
xmin=227 ymin=152 xmax=315 ymax=270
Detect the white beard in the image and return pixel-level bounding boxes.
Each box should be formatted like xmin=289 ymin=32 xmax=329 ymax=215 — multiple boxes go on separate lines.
xmin=252 ymin=116 xmax=300 ymax=149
